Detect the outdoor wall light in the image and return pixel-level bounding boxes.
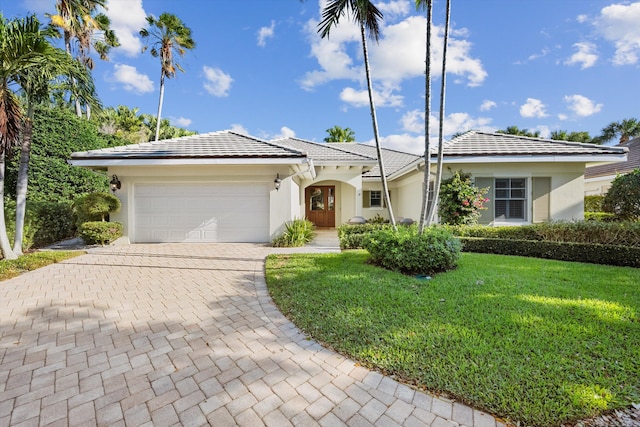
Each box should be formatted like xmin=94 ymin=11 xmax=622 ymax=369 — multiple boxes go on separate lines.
xmin=110 ymin=174 xmax=121 ymax=193
xmin=274 ymin=173 xmax=282 ymax=191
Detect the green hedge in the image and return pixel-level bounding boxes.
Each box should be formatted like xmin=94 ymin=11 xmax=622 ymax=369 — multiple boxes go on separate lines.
xmin=461 ymin=238 xmax=640 ymax=268
xmin=78 ymin=221 xmax=123 ymax=245
xmin=584 ymin=212 xmax=616 ymax=222
xmin=584 ymin=195 xmax=605 ymax=212
xmin=338 ymin=223 xmax=393 ymax=249
xmin=4 ymin=198 xmax=76 ymax=250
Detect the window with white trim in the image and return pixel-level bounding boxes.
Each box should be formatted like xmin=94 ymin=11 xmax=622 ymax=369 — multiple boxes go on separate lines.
xmin=494 ymin=178 xmax=526 ymax=220
xmin=370 ymin=190 xmax=382 ymax=207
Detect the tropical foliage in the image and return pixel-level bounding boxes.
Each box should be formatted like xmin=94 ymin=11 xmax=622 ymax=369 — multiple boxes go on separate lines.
xmin=140 ymin=13 xmax=195 ymax=141
xmin=603 ymin=168 xmax=640 ymax=221
xmin=272 ymin=219 xmax=315 ymax=247
xmin=550 ymin=130 xmax=593 ymax=143
xmin=438 ymin=170 xmax=489 ymax=225
xmin=598 ymin=118 xmax=640 ymax=144
xmin=497 ymin=125 xmax=541 ymax=138
xmin=323 ymin=125 xmax=355 ymax=142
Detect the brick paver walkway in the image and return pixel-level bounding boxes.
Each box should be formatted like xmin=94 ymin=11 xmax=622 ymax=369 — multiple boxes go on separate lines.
xmin=0 ymin=244 xmax=505 ymax=426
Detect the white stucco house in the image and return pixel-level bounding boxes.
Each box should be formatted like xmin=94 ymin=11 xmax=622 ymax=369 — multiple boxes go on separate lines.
xmin=70 ymin=130 xmax=627 ymax=243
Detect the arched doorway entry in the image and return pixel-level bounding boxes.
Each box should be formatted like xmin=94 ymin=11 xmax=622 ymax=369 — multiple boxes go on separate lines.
xmin=305 ymin=185 xmax=335 ymax=228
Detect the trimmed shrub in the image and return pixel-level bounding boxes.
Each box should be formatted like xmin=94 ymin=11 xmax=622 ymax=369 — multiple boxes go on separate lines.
xmin=272 ymin=219 xmax=315 ymax=247
xmin=337 ymin=223 xmax=392 ymax=249
xmin=73 ymin=192 xmax=121 ymax=225
xmin=461 ymin=237 xmax=640 ymax=268
xmin=78 ymin=221 xmax=123 ymax=245
xmin=603 ymin=169 xmax=640 ymax=221
xmin=443 ymin=224 xmax=540 ymax=241
xmin=363 ymin=226 xmax=461 ymax=275
xmin=584 ymin=195 xmax=605 ymax=212
xmin=584 ymin=212 xmax=616 ymax=222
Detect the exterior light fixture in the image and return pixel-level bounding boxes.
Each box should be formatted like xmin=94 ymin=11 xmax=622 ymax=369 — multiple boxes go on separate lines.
xmin=274 ymin=173 xmax=282 ymax=191
xmin=110 ymin=174 xmax=121 ymax=193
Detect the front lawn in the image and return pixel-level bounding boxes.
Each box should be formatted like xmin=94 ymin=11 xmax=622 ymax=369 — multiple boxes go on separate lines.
xmin=265 ymin=251 xmax=640 ymax=426
xmin=0 ymin=250 xmax=85 ymax=281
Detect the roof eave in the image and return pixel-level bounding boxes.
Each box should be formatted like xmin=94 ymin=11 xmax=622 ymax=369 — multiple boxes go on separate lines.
xmin=69 ymin=156 xmax=309 ymax=168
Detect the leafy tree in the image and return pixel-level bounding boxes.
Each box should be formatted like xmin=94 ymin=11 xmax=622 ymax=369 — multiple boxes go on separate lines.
xmin=438 ymin=170 xmax=489 ymax=225
xmin=324 ymin=125 xmax=355 ymax=142
xmin=318 ymin=0 xmax=396 ymax=228
xmin=602 ymin=169 xmax=640 ymax=221
xmin=497 ymin=126 xmax=540 ymax=138
xmin=49 ymin=0 xmax=114 ymax=117
xmin=11 ymin=14 xmax=98 ymax=255
xmin=140 ymin=13 xmax=195 ymax=141
xmin=599 ymin=118 xmax=640 ymax=144
xmin=550 ymin=130 xmax=593 ymax=143
xmin=73 ymin=192 xmax=120 ymax=223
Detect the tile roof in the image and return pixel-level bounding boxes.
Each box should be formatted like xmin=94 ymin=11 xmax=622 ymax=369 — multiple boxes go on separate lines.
xmin=325 ymin=143 xmax=421 ymax=178
xmin=444 ymin=131 xmax=628 ymax=156
xmin=585 ymin=137 xmax=640 ymax=178
xmin=71 ymin=131 xmax=306 ymax=160
xmin=274 ymin=138 xmax=376 ymax=163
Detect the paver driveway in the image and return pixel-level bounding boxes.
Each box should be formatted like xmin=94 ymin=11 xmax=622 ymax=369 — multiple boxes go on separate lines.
xmin=0 ymin=244 xmax=503 ymax=427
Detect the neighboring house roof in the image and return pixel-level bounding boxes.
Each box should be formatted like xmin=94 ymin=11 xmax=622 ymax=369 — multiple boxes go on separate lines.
xmin=585 ymin=137 xmax=640 ymax=178
xmin=274 ymin=137 xmax=376 ymax=165
xmin=442 ymin=131 xmax=628 ymax=157
xmin=325 ymin=143 xmax=421 ymax=178
xmin=70 ymin=131 xmax=308 ymax=167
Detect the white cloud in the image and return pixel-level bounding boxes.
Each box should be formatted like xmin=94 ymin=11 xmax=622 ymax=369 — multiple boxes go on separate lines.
xmin=563 ymin=94 xmax=603 ymax=117
xmin=400 ymin=109 xmax=493 ymax=140
xmin=257 ymin=20 xmax=275 ymax=47
xmin=110 ymin=64 xmax=153 ymax=94
xmin=594 ymin=2 xmax=640 ymax=65
xmin=520 ymin=98 xmax=548 ymax=118
xmin=339 ymin=86 xmax=403 ymax=108
xmin=527 ymin=48 xmax=550 ymax=61
xmin=565 ymin=42 xmax=598 ymax=69
xmin=104 ymin=0 xmax=147 ymax=57
xmin=558 ymin=113 xmax=568 ymax=121
xmin=576 ymin=14 xmax=588 ymax=24
xmin=203 ymin=66 xmax=233 ymax=97
xmin=274 ymin=126 xmax=296 ymax=139
xmin=172 ymin=117 xmax=192 ymax=127
xmin=229 ymin=124 xmax=249 ymax=135
xmin=480 ymin=100 xmax=496 ymax=112
xmin=301 ymin=7 xmax=487 ymax=91
xmin=376 ymin=133 xmax=424 ymax=155
xmin=376 ymin=0 xmax=411 ymax=21
xmin=535 ymin=125 xmax=551 ymax=139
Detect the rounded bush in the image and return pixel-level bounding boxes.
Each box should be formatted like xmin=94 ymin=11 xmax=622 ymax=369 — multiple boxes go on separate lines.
xmin=73 ymin=192 xmax=121 ymax=225
xmin=363 ymin=226 xmax=461 ymax=275
xmin=79 ymin=221 xmax=123 ymax=245
xmin=603 ymin=169 xmax=640 ymax=221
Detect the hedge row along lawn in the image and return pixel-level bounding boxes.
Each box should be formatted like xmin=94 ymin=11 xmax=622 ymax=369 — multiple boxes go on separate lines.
xmin=0 ymin=251 xmax=85 ymax=282
xmin=265 ymin=251 xmax=640 ymax=426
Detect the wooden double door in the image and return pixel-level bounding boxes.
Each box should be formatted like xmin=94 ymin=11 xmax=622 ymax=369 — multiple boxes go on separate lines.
xmin=305 ymin=185 xmax=335 ymax=228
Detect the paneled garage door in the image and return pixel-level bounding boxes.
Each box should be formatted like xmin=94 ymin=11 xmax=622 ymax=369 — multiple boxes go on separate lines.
xmin=133 ymin=183 xmax=270 ymax=243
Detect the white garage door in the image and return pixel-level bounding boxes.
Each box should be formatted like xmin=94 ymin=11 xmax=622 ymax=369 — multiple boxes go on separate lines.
xmin=133 ymin=183 xmax=270 ymax=243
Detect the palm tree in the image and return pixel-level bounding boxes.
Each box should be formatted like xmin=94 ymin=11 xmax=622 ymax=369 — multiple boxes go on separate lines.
xmin=140 ymin=13 xmax=195 ymax=142
xmin=49 ymin=0 xmax=110 ymax=117
xmin=497 ymin=126 xmax=540 ymax=138
xmin=318 ymin=0 xmax=396 ymax=228
xmin=10 ymin=15 xmax=98 ymax=255
xmin=324 ymin=125 xmax=356 ymax=142
xmin=423 ymin=0 xmax=451 ymax=227
xmin=550 ymin=130 xmax=593 ymax=143
xmin=416 ymin=0 xmax=433 ymax=233
xmin=600 ymin=118 xmax=640 ymax=144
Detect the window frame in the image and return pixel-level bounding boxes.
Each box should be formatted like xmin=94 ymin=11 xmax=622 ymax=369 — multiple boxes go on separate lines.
xmin=369 ymin=190 xmax=382 ymax=208
xmin=494 ymin=178 xmax=527 ymax=221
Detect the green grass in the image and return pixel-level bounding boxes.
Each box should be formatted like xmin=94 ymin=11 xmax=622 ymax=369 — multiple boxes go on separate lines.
xmin=266 ymin=251 xmax=640 ymax=426
xmin=0 ymin=250 xmax=85 ymax=282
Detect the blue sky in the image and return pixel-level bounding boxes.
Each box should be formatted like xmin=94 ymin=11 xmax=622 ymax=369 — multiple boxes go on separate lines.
xmin=5 ymin=0 xmax=640 ymax=153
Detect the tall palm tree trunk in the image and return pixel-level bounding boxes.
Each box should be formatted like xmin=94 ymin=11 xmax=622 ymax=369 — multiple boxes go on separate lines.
xmin=0 ymin=152 xmax=17 ymax=260
xmin=360 ymin=24 xmax=396 ymax=229
xmin=418 ymin=0 xmax=433 ymax=234
xmin=425 ymin=0 xmax=451 ymax=225
xmin=154 ymin=72 xmax=165 ymax=141
xmin=13 ymin=102 xmax=34 ymax=255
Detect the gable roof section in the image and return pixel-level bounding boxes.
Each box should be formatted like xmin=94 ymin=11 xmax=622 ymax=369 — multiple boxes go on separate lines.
xmin=326 ymin=143 xmax=421 ymax=178
xmin=70 ymin=131 xmax=308 ymax=166
xmin=443 ymin=131 xmax=628 ymax=158
xmin=585 ymin=137 xmax=640 ymax=178
xmin=274 ymin=137 xmax=376 ymax=165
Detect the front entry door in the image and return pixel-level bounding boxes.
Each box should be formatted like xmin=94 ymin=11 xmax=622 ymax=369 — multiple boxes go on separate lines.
xmin=305 ymin=186 xmax=335 ymax=228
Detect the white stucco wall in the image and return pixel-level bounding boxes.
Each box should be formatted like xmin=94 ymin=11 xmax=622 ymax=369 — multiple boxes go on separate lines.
xmin=391 ymin=162 xmax=586 ymax=224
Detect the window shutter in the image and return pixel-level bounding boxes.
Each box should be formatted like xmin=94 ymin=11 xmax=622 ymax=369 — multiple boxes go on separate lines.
xmin=363 ymin=191 xmax=370 ymax=208
xmin=475 ymin=178 xmax=493 ymax=225
xmin=532 ymin=177 xmax=551 ymax=223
